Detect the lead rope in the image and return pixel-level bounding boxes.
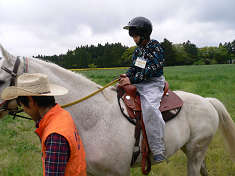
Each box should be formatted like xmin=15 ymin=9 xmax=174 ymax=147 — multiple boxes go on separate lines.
xmin=61 ymin=78 xmax=119 ymax=108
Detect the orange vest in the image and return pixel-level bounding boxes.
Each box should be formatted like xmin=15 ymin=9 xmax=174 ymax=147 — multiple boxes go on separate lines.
xmin=35 ymin=104 xmax=87 ymax=176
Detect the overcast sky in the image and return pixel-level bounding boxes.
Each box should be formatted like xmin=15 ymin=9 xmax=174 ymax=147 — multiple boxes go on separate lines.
xmin=0 ymin=0 xmax=234 ymax=56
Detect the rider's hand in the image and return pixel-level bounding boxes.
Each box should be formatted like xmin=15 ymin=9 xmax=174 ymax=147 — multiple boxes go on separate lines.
xmin=119 ymin=74 xmax=127 ymax=78
xmin=119 ymin=77 xmax=131 ymax=86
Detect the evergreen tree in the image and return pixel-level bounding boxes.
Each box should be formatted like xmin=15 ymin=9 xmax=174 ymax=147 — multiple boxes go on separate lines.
xmin=35 ymin=39 xmax=235 ymax=68
xmin=161 ymin=38 xmax=176 ymax=66
xmin=182 ymin=40 xmax=198 ymax=64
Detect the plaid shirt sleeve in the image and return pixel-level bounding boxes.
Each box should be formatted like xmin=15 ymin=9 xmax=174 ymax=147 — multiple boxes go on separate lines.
xmin=44 ymin=133 xmax=70 ymax=176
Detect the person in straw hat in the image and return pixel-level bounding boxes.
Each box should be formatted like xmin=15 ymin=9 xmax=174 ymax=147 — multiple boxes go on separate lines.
xmin=1 ymin=73 xmax=87 ymax=176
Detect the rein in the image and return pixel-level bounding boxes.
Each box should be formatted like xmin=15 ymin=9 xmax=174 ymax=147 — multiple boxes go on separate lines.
xmin=0 ymin=57 xmax=21 ymax=111
xmin=1 ymin=57 xmax=20 ymax=86
xmin=8 ymin=109 xmax=32 ymax=120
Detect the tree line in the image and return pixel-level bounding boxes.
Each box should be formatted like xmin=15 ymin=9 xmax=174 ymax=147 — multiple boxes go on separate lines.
xmin=35 ymin=39 xmax=235 ymax=68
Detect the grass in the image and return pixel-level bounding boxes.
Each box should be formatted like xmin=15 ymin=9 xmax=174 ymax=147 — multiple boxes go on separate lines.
xmin=0 ymin=116 xmax=41 ymax=176
xmin=0 ymin=64 xmax=235 ymax=176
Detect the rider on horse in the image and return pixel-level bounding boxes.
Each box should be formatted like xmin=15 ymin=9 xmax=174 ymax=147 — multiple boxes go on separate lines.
xmin=120 ymin=16 xmax=166 ymax=163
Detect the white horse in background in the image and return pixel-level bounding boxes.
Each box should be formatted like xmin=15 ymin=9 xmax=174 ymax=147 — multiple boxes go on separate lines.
xmin=0 ymin=44 xmax=235 ymax=176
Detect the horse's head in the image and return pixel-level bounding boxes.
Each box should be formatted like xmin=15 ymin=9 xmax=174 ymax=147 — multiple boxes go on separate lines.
xmin=0 ymin=44 xmax=21 ymax=119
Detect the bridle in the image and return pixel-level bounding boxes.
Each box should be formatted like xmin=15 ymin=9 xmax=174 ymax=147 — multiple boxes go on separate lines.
xmin=0 ymin=57 xmax=32 ymax=120
xmin=1 ymin=57 xmax=20 ymax=86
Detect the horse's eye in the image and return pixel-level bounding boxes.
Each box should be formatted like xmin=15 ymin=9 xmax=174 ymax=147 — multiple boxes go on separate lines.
xmin=0 ymin=80 xmax=5 ymax=85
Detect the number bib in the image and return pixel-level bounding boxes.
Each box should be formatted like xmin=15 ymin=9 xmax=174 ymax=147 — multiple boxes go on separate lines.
xmin=135 ymin=57 xmax=146 ymax=69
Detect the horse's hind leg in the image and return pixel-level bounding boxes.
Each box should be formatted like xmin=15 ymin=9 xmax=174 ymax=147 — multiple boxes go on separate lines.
xmin=181 ymin=136 xmax=212 ymax=176
xmin=200 ymin=159 xmax=208 ymax=176
xmin=182 ymin=147 xmax=207 ymax=176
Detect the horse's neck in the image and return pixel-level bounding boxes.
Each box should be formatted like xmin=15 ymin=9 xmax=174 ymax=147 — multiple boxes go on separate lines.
xmin=27 ymin=58 xmax=101 ymax=98
xmin=25 ymin=58 xmax=117 ymax=126
xmin=28 ymin=58 xmax=96 ymax=90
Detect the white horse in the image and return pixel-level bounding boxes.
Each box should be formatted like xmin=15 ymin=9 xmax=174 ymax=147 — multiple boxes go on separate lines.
xmin=0 ymin=44 xmax=235 ymax=176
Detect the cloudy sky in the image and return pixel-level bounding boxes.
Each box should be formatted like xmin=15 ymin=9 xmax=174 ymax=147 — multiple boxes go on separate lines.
xmin=0 ymin=0 xmax=234 ymax=56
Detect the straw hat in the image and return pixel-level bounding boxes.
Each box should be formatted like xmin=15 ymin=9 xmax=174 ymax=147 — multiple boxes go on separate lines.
xmin=1 ymin=73 xmax=68 ymax=100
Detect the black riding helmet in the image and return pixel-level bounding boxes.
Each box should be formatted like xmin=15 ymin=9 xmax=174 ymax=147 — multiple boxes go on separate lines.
xmin=123 ymin=17 xmax=152 ymax=40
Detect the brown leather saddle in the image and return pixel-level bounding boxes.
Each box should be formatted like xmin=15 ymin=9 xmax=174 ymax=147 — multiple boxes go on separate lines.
xmin=117 ymin=82 xmax=183 ymax=175
xmin=117 ymin=82 xmax=183 ymax=124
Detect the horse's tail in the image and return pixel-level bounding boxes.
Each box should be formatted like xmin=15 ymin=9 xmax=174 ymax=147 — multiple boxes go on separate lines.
xmin=207 ymin=97 xmax=235 ymax=161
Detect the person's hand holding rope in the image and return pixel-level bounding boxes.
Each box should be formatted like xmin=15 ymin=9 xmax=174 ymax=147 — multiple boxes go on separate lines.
xmin=119 ymin=74 xmax=131 ymax=87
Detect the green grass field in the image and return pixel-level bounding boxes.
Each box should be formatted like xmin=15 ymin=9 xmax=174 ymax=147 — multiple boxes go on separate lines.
xmin=0 ymin=64 xmax=234 ymax=176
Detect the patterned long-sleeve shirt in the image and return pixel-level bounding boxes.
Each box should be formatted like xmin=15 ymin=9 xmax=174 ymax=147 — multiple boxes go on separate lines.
xmin=126 ymin=39 xmax=164 ymax=84
xmin=44 ymin=133 xmax=70 ymax=176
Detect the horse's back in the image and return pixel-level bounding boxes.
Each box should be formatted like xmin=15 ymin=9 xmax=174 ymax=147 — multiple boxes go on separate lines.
xmin=174 ymin=90 xmax=219 ymax=131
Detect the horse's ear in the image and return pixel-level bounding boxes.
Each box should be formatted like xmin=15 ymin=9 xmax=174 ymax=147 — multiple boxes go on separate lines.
xmin=0 ymin=43 xmax=16 ymax=63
